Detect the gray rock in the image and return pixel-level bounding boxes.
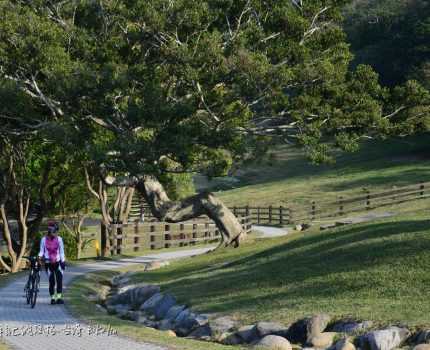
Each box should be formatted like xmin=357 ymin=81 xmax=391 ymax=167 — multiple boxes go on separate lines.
xmin=416 ymin=330 xmax=430 ymax=344
xmin=335 ymin=339 xmax=356 ymax=350
xmin=141 ymin=293 xmax=176 ymax=320
xmin=164 ymin=304 xmax=186 ymax=322
xmin=137 ymin=314 xmax=159 ymax=328
xmin=120 ymin=310 xmax=140 ymax=321
xmin=158 ymin=319 xmax=174 ymax=331
xmin=309 ymin=332 xmax=337 ymax=348
xmin=188 ymin=325 xmax=212 ymax=339
xmin=106 ymin=303 xmax=130 ymax=316
xmin=219 ymin=332 xmax=244 ymax=345
xmin=140 ymin=293 xmax=164 ymax=313
xmin=307 ymin=314 xmax=331 ymax=342
xmin=255 ymin=335 xmax=292 ymax=350
xmin=256 ymin=321 xmax=289 ymax=338
xmin=173 ymin=309 xmax=209 ymax=336
xmin=236 ymin=325 xmax=260 ymax=343
xmin=285 ymin=318 xmax=309 ymax=344
xmin=109 ymin=284 xmax=160 ymax=309
xmin=331 ymin=321 xmax=373 ymax=334
xmin=209 ymin=316 xmax=238 ymax=336
xmin=362 ymin=327 xmax=410 ymax=350
xmin=414 ymin=345 xmax=430 ymax=350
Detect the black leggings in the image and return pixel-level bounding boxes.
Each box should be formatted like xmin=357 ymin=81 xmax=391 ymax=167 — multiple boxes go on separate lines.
xmin=45 ymin=262 xmax=63 ymax=296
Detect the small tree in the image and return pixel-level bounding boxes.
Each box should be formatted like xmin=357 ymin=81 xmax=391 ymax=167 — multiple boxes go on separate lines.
xmin=0 ymin=143 xmax=30 ymax=272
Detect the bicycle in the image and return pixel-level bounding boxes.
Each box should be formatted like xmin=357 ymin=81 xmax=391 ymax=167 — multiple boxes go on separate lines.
xmin=23 ymin=256 xmax=41 ymax=308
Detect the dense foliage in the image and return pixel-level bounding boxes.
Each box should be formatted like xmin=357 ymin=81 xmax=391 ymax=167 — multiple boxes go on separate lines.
xmin=344 ymin=0 xmax=430 ymax=89
xmin=0 ymin=0 xmax=428 ymax=224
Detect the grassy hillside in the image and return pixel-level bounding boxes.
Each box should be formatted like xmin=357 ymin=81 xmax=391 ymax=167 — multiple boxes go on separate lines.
xmin=122 ymin=210 xmax=430 ymax=328
xmin=205 ymin=135 xmax=430 ymax=209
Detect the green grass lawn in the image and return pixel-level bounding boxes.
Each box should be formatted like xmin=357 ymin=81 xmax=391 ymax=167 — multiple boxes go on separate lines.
xmin=115 ymin=210 xmax=430 ymax=329
xmin=212 ymin=135 xmax=430 ymax=208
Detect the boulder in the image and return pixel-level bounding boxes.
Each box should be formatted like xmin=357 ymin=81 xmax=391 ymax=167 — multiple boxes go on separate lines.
xmin=306 ymin=314 xmax=331 ymax=342
xmin=219 ymin=332 xmax=244 ymax=345
xmin=236 ymin=325 xmax=260 ymax=343
xmin=136 ymin=314 xmax=159 ymax=328
xmin=157 ymin=319 xmax=174 ymax=331
xmin=209 ymin=316 xmax=238 ymax=337
xmin=331 ymin=321 xmax=373 ymax=334
xmin=335 ymin=339 xmax=356 ymax=350
xmin=309 ymin=332 xmax=337 ymax=348
xmin=173 ymin=309 xmax=209 ymax=336
xmin=164 ymin=305 xmax=187 ymax=322
xmin=106 ymin=303 xmax=130 ymax=316
xmin=416 ymin=330 xmax=430 ymax=344
xmin=254 ymin=335 xmax=292 ymax=350
xmin=414 ymin=345 xmax=430 ymax=350
xmin=187 ymin=325 xmax=212 ymax=340
xmin=256 ymin=321 xmax=289 ymax=338
xmin=362 ymin=327 xmax=410 ymax=350
xmin=285 ymin=318 xmax=309 ymax=344
xmin=140 ymin=293 xmax=177 ymax=319
xmin=120 ymin=310 xmax=140 ymax=321
xmin=109 ymin=284 xmax=160 ymax=309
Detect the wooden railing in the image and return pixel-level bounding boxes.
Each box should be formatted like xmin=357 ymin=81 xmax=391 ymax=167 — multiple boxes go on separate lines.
xmin=291 ymin=181 xmax=430 ymax=223
xmin=125 ymin=181 xmax=430 ymax=227
xmin=108 ymin=216 xmax=252 ymax=254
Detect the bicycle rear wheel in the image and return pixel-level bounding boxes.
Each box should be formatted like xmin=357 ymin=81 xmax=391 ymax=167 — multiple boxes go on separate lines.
xmin=30 ymin=275 xmax=39 ymax=308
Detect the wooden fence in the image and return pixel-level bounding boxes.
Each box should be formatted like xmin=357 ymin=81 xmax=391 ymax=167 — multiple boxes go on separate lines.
xmin=129 ymin=181 xmax=430 ymax=227
xmin=221 ymin=181 xmax=430 ymax=225
xmin=108 ymin=216 xmax=252 ymax=254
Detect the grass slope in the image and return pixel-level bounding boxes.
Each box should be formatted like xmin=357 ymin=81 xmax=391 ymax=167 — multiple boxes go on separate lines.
xmin=212 ymin=135 xmax=430 ymax=208
xmin=124 ymin=210 xmax=430 ymax=329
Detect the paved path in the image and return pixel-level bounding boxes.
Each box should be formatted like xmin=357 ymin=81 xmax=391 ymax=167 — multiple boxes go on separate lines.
xmin=253 ymin=225 xmax=289 ymax=238
xmin=0 ymin=247 xmax=213 ymax=350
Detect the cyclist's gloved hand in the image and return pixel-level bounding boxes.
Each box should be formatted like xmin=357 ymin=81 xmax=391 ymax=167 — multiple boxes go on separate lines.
xmin=60 ymin=261 xmax=66 ymax=270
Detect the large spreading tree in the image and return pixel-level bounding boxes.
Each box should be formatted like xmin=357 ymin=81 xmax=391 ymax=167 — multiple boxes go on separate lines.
xmin=1 ymin=0 xmax=429 ymax=253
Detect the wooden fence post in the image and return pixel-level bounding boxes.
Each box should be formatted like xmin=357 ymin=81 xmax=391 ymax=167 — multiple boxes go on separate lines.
xmin=365 ymin=190 xmax=371 ymax=210
xmin=311 ymin=201 xmax=316 ymax=221
xmin=338 ymin=196 xmax=344 ymax=216
xmin=279 ymin=206 xmax=284 ymax=225
xmin=134 ymin=222 xmax=139 ymax=252
xmin=269 ymin=205 xmax=273 ymax=224
xmin=257 ymin=207 xmax=261 ymax=224
xmin=420 ymin=182 xmax=425 ymax=197
xmin=246 ymin=205 xmax=250 ymax=217
xmin=233 ymin=206 xmax=237 ymax=217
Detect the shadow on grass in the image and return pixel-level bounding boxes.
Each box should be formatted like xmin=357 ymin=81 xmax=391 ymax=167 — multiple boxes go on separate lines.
xmin=140 ymin=219 xmax=430 ymax=315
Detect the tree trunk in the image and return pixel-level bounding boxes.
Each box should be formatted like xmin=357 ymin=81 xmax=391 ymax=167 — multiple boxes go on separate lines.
xmin=136 ymin=176 xmax=245 ymax=247
xmin=0 ymin=197 xmax=29 ymax=273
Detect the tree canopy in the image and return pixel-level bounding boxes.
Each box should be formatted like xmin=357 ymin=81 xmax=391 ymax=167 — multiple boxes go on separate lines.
xmin=0 ymin=0 xmax=429 ymax=251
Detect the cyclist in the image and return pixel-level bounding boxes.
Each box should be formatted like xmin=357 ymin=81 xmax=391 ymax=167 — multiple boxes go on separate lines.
xmin=37 ymin=221 xmax=66 ymax=305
